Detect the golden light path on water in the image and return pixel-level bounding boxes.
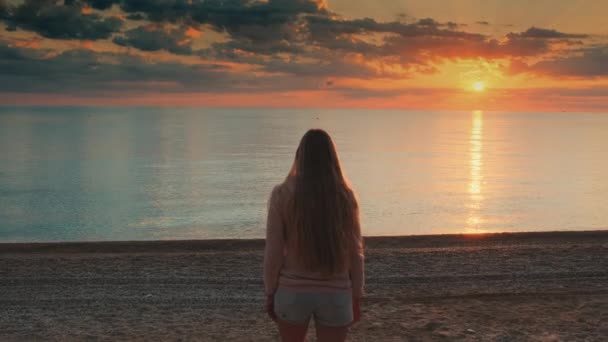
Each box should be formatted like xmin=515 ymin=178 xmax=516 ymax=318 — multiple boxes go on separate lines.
xmin=467 ymin=110 xmax=484 ymax=233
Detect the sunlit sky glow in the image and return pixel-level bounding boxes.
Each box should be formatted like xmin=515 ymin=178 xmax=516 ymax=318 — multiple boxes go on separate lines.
xmin=1 ymin=0 xmax=607 ymax=111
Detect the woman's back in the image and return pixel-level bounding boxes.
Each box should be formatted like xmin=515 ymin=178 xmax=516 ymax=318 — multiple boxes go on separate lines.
xmin=264 ymin=176 xmax=364 ymax=297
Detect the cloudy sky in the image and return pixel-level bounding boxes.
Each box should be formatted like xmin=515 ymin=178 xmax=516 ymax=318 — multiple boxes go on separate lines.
xmin=1 ymin=0 xmax=607 ymax=111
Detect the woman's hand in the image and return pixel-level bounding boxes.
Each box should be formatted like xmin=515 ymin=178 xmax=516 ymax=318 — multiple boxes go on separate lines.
xmin=352 ymin=296 xmax=361 ymax=324
xmin=265 ymin=294 xmax=277 ymax=321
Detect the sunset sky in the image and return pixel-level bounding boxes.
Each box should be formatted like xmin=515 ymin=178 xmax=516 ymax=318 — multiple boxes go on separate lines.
xmin=1 ymin=0 xmax=607 ymax=111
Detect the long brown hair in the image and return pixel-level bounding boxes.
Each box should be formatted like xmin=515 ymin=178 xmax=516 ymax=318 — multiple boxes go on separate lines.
xmin=287 ymin=129 xmax=359 ymax=275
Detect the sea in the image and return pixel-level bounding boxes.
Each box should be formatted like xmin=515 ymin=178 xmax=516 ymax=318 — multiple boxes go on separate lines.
xmin=0 ymin=107 xmax=606 ymax=242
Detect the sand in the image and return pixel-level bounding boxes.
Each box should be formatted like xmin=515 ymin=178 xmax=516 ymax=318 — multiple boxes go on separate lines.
xmin=1 ymin=231 xmax=607 ymax=341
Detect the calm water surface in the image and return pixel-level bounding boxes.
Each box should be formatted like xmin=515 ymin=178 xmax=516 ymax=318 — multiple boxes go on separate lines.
xmin=0 ymin=107 xmax=607 ymax=242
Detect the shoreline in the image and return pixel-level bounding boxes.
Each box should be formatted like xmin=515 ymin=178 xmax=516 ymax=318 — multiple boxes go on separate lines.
xmin=1 ymin=230 xmax=607 ymax=254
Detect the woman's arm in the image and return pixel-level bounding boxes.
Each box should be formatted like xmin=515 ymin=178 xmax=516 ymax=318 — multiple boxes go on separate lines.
xmin=263 ymin=186 xmax=285 ymax=296
xmin=350 ymin=206 xmax=365 ymax=298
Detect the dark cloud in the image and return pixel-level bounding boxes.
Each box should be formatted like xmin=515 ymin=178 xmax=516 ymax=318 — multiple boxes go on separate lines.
xmin=188 ymin=0 xmax=324 ymax=57
xmin=210 ymin=38 xmax=304 ymax=57
xmin=125 ymin=13 xmax=145 ymax=20
xmin=306 ymin=22 xmax=555 ymax=63
xmin=6 ymin=0 xmax=122 ymax=40
xmin=508 ymin=27 xmax=588 ymax=39
xmin=402 ymin=26 xmax=591 ymax=60
xmin=378 ymin=35 xmax=503 ymax=64
xmin=0 ymin=41 xmax=243 ymax=93
xmin=0 ymin=42 xmax=330 ymax=95
xmin=119 ymin=0 xmax=191 ymax=22
xmin=202 ymin=15 xmax=471 ymax=78
xmin=190 ymin=0 xmax=323 ymax=30
xmin=64 ymin=0 xmax=115 ymax=10
xmin=510 ymin=46 xmax=608 ymax=77
xmin=106 ymin=0 xmax=325 ymax=57
xmin=110 ymin=0 xmax=325 ymax=32
xmin=0 ymin=41 xmax=46 ymax=61
xmin=261 ymin=57 xmax=385 ymax=79
xmin=88 ymin=0 xmax=116 ymax=10
xmin=495 ymin=35 xmax=551 ymax=56
xmin=445 ymin=21 xmax=464 ymax=30
xmin=416 ymin=18 xmax=441 ymax=27
xmin=365 ymin=25 xmax=587 ymax=66
xmin=306 ymin=17 xmax=378 ymax=37
xmin=0 ymin=0 xmax=9 ymax=20
xmin=113 ymin=25 xmax=193 ymax=55
xmin=199 ymin=21 xmax=586 ymax=81
xmin=468 ymin=27 xmax=589 ymax=59
xmin=199 ymin=44 xmax=269 ymax=65
xmin=210 ymin=21 xmax=302 ymax=51
xmin=476 ymin=21 xmax=490 ymax=25
xmin=310 ymin=36 xmax=380 ymax=55
xmin=304 ymin=16 xmax=485 ymax=60
xmin=307 ymin=16 xmax=482 ymax=40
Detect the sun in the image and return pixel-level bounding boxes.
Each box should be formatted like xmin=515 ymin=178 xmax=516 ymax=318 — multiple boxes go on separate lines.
xmin=472 ymin=81 xmax=486 ymax=92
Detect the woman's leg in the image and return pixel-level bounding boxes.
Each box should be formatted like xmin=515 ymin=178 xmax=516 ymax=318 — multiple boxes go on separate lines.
xmin=276 ymin=318 xmax=309 ymax=342
xmin=315 ymin=324 xmax=348 ymax=342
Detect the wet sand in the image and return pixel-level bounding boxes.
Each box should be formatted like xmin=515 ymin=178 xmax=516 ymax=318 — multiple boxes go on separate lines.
xmin=1 ymin=231 xmax=607 ymax=341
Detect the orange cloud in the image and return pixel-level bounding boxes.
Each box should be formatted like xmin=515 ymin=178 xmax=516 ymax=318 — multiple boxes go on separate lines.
xmin=177 ymin=39 xmax=191 ymax=47
xmin=185 ymin=27 xmax=202 ymax=39
xmin=81 ymin=40 xmax=94 ymax=49
xmin=314 ymin=0 xmax=329 ymax=10
xmin=13 ymin=39 xmax=41 ymax=49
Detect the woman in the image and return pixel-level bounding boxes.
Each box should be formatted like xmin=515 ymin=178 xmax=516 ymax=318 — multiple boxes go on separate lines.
xmin=263 ymin=129 xmax=364 ymax=342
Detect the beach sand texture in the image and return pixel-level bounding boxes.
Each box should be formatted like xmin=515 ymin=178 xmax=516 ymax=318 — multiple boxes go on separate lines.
xmin=1 ymin=231 xmax=607 ymax=341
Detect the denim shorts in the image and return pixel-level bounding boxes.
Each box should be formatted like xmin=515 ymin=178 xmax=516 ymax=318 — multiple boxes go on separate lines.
xmin=273 ymin=287 xmax=353 ymax=327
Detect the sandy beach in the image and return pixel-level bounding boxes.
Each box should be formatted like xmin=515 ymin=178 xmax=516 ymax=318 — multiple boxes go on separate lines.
xmin=1 ymin=231 xmax=607 ymax=341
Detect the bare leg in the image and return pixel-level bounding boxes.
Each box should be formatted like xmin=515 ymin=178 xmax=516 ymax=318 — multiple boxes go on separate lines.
xmin=276 ymin=318 xmax=310 ymax=342
xmin=315 ymin=324 xmax=348 ymax=342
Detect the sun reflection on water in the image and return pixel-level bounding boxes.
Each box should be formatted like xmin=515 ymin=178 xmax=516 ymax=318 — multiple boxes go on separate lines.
xmin=467 ymin=110 xmax=484 ymax=233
